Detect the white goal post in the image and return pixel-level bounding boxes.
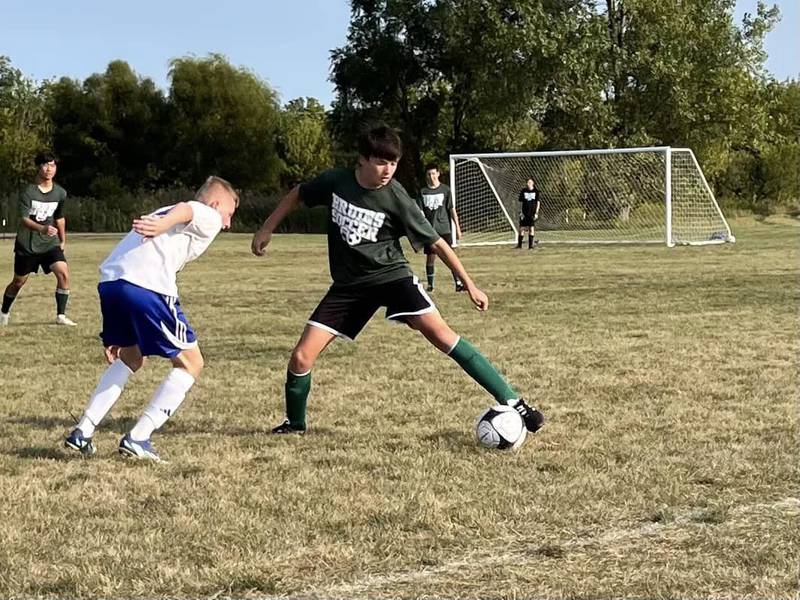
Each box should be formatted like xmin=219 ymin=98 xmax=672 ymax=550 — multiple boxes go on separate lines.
xmin=449 ymin=147 xmax=734 ymax=247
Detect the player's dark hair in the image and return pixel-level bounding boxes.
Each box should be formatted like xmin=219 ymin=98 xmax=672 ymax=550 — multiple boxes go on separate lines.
xmin=424 ymin=162 xmax=439 ymax=172
xmin=34 ymin=151 xmax=57 ymax=166
xmin=357 ymin=124 xmax=402 ymax=161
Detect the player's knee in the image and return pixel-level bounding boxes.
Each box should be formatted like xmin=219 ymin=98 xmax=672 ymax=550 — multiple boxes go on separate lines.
xmin=9 ymin=276 xmax=27 ymax=292
xmin=121 ymin=352 xmax=145 ymax=372
xmin=177 ymin=348 xmax=204 ymax=377
xmin=290 ymin=347 xmax=315 ymax=373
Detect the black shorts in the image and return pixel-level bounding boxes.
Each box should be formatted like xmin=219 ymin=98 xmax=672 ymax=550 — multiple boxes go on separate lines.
xmin=308 ymin=276 xmax=436 ymax=341
xmin=13 ymin=247 xmax=67 ymax=276
xmin=519 ymin=215 xmax=537 ymax=227
xmin=424 ymin=232 xmax=453 ymax=255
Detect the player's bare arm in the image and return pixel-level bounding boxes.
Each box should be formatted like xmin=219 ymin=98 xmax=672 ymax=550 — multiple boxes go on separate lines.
xmin=251 ymin=186 xmax=301 ymax=256
xmin=430 ymin=239 xmax=489 ymax=311
xmin=56 ymin=218 xmax=66 ymax=250
xmin=22 ymin=216 xmax=58 ymax=237
xmin=133 ymin=202 xmax=194 ymax=239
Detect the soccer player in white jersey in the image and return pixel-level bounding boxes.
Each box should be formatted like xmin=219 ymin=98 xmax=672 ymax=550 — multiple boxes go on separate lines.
xmin=64 ymin=176 xmax=238 ymax=461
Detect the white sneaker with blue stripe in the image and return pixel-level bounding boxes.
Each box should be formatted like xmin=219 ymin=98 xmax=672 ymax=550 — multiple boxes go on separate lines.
xmin=64 ymin=427 xmax=96 ymax=456
xmin=118 ymin=434 xmax=161 ymax=461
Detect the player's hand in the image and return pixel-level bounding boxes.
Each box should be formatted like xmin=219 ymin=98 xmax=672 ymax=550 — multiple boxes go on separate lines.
xmin=251 ymin=227 xmax=272 ymax=257
xmin=42 ymin=224 xmax=58 ymax=236
xmin=104 ymin=345 xmax=121 ymax=364
xmin=132 ymin=215 xmax=166 ymax=239
xmin=467 ymin=285 xmax=489 ymax=311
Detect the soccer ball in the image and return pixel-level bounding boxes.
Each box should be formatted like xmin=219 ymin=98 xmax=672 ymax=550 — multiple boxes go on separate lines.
xmin=475 ymin=405 xmax=527 ymax=450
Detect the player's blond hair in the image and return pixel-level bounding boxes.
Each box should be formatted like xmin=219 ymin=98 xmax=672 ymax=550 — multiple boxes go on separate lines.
xmin=196 ymin=176 xmax=239 ymax=207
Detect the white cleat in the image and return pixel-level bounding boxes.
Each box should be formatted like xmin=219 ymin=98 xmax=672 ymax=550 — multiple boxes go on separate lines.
xmin=0 ymin=312 xmax=8 ymax=326
xmin=56 ymin=314 xmax=77 ymax=326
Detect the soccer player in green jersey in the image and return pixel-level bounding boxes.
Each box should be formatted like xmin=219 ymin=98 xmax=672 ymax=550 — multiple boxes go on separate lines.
xmin=419 ymin=162 xmax=463 ymax=292
xmin=1 ymin=152 xmax=76 ymax=326
xmin=251 ymin=124 xmax=544 ymax=436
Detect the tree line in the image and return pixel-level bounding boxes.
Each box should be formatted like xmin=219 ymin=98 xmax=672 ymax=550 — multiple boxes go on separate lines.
xmin=1 ymin=0 xmax=797 ymax=233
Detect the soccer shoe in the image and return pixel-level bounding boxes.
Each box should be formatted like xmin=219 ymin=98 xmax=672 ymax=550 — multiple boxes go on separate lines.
xmin=56 ymin=314 xmax=77 ymax=326
xmin=0 ymin=312 xmax=8 ymax=326
xmin=64 ymin=428 xmax=96 ymax=456
xmin=426 ymin=285 xmax=435 ymax=292
xmin=271 ymin=419 xmax=306 ymax=435
xmin=510 ymin=398 xmax=545 ymax=433
xmin=118 ymin=434 xmax=162 ymax=461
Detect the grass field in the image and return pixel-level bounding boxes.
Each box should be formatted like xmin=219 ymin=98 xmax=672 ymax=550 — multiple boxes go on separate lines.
xmin=0 ymin=216 xmax=797 ymax=599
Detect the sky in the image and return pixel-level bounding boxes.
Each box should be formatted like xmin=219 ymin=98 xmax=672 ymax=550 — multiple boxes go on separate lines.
xmin=0 ymin=0 xmax=797 ymax=108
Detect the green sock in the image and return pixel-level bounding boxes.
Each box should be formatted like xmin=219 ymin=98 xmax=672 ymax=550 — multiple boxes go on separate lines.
xmin=426 ymin=264 xmax=435 ymax=287
xmin=55 ymin=288 xmax=70 ymax=315
xmin=448 ymin=337 xmax=517 ymax=403
xmin=285 ymin=370 xmax=311 ymax=428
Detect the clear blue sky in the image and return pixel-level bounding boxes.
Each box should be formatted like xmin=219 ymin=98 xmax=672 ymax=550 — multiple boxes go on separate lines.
xmin=0 ymin=0 xmax=796 ymax=108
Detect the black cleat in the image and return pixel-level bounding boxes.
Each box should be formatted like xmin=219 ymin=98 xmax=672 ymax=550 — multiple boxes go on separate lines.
xmin=511 ymin=399 xmax=545 ymax=433
xmin=271 ymin=419 xmax=306 ymax=435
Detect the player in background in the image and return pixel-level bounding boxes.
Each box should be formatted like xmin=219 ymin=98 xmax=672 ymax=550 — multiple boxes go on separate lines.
xmin=1 ymin=152 xmax=76 ymax=326
xmin=251 ymin=124 xmax=544 ymax=436
xmin=64 ymin=176 xmax=238 ymax=461
xmin=419 ymin=163 xmax=463 ymax=292
xmin=517 ymin=178 xmax=541 ymax=249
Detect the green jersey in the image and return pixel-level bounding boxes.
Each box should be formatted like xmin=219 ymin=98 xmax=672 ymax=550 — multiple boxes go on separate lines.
xmin=15 ymin=183 xmax=67 ymax=255
xmin=419 ymin=183 xmax=453 ymax=235
xmin=299 ymin=168 xmax=440 ymax=288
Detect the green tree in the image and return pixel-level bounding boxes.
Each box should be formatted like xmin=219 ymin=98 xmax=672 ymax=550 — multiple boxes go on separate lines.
xmin=330 ymin=0 xmax=609 ymax=190
xmin=46 ymin=60 xmax=168 ymax=196
xmin=0 ymin=56 xmax=51 ymax=196
xmin=168 ymin=54 xmax=283 ymax=190
xmin=278 ymin=97 xmax=333 ymax=185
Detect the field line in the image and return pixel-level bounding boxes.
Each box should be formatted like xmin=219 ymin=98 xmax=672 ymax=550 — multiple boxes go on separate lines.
xmin=300 ymin=497 xmax=800 ymax=599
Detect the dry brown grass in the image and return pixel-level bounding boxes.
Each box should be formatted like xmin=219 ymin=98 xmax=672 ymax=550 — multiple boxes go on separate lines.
xmin=0 ymin=216 xmax=797 ymax=599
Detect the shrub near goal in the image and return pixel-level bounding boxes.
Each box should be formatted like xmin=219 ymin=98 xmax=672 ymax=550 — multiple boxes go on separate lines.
xmin=449 ymin=147 xmax=734 ymax=247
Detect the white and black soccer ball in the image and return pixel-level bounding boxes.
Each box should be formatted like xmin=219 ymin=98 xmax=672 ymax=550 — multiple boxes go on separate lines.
xmin=475 ymin=404 xmax=527 ymax=450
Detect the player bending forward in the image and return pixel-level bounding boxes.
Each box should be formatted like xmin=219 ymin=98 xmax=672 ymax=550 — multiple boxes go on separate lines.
xmin=65 ymin=177 xmax=238 ymax=461
xmin=251 ymin=124 xmax=544 ymax=436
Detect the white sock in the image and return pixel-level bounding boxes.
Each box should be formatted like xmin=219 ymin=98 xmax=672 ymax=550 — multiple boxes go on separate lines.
xmin=78 ymin=360 xmax=134 ymax=437
xmin=129 ymin=369 xmax=195 ymax=441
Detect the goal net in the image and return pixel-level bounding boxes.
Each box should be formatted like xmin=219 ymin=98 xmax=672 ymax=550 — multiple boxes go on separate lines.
xmin=449 ymin=147 xmax=734 ymax=246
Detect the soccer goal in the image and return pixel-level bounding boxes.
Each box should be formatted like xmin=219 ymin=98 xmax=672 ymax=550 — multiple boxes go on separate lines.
xmin=449 ymin=147 xmax=734 ymax=247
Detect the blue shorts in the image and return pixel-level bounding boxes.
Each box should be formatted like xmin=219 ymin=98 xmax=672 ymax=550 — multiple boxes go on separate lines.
xmin=98 ymin=279 xmax=197 ymax=358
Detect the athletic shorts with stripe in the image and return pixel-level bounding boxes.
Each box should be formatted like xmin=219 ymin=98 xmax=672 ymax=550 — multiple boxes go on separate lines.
xmin=308 ymin=276 xmax=435 ymax=341
xmin=98 ymin=279 xmax=197 ymax=358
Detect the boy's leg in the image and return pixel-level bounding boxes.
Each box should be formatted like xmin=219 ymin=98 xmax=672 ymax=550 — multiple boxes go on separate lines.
xmin=76 ymin=346 xmax=142 ymax=436
xmin=517 ymin=227 xmax=525 ymax=249
xmin=50 ymin=260 xmax=75 ymax=325
xmin=407 ymin=311 xmax=544 ymax=431
xmin=425 ymin=252 xmax=436 ymax=291
xmin=66 ymin=345 xmax=142 ymax=456
xmin=276 ymin=324 xmax=337 ymax=432
xmin=407 ymin=311 xmax=517 ymax=402
xmin=1 ymin=273 xmax=29 ymax=324
xmin=126 ymin=346 xmax=202 ymax=446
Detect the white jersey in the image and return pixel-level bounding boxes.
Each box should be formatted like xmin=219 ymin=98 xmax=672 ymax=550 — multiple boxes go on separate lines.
xmin=99 ymin=201 xmax=223 ymax=297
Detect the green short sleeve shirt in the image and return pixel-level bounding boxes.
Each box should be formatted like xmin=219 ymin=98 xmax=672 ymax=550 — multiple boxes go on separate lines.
xmin=419 ymin=183 xmax=453 ymax=235
xmin=299 ymin=168 xmax=440 ymax=288
xmin=15 ymin=184 xmax=67 ymax=255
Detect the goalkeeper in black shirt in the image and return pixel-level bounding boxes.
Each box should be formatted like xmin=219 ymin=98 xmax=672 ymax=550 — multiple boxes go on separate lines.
xmin=517 ymin=178 xmax=540 ymax=249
